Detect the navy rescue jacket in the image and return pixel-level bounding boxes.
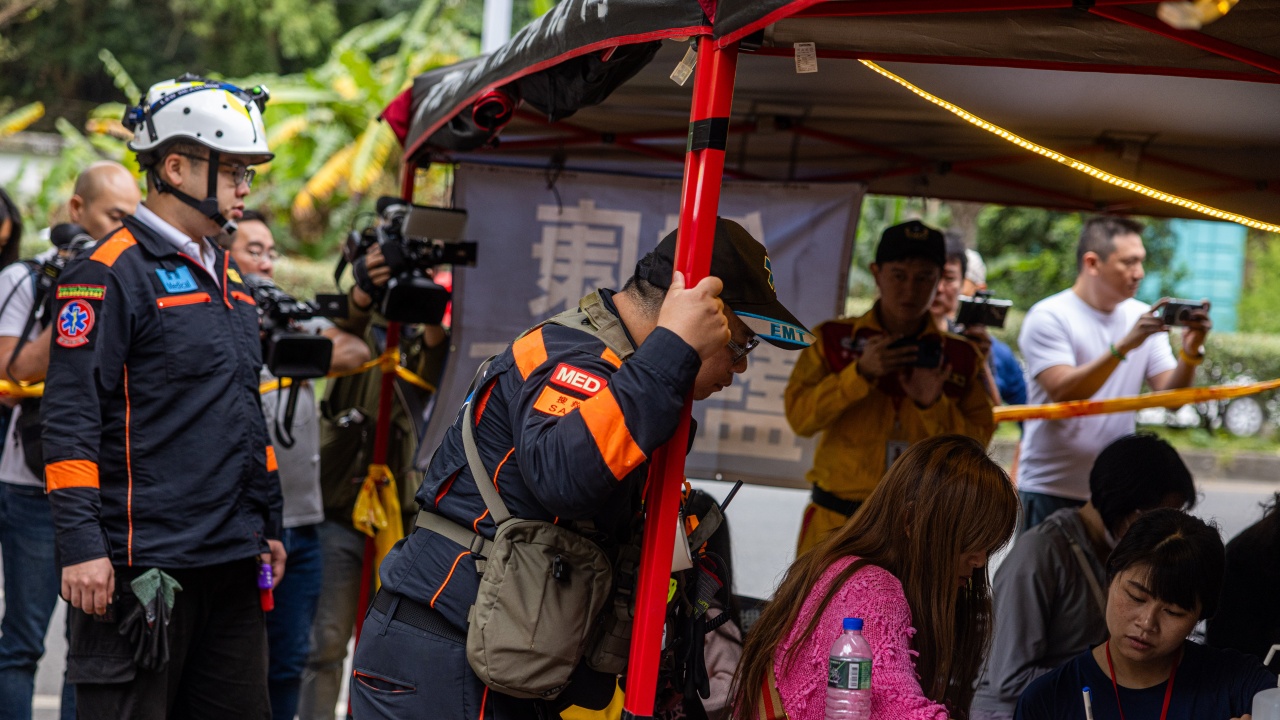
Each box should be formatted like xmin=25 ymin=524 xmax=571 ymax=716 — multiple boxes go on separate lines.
xmin=379 ymin=289 xmax=701 ymax=633
xmin=42 ymin=213 xmax=282 ymax=569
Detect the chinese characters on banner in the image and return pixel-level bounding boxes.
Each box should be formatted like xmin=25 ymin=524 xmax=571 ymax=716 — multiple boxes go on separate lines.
xmin=418 ymin=164 xmax=863 ymax=489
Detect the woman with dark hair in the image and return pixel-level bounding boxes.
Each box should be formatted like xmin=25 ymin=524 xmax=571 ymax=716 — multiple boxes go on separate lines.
xmin=974 ymin=433 xmax=1198 ymax=720
xmin=1208 ymin=493 xmax=1280 ymax=664
xmin=729 ymin=434 xmax=1021 ymax=720
xmin=1015 ymin=508 xmax=1277 ymax=720
xmin=0 ymin=187 xmax=22 ymax=269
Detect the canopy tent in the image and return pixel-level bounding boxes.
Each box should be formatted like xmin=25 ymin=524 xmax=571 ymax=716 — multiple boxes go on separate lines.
xmin=381 ymin=3 xmax=1280 ymax=717
xmin=392 ymin=0 xmax=1280 ymax=222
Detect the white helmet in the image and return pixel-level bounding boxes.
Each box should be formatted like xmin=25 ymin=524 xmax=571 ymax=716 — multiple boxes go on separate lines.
xmin=125 ymin=75 xmax=272 ymax=160
xmin=123 ymin=74 xmax=273 ymax=233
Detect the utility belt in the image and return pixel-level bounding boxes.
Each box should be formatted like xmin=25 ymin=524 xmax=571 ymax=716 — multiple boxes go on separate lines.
xmin=372 ymin=589 xmax=467 ymax=645
xmin=811 ymin=485 xmax=862 ymax=518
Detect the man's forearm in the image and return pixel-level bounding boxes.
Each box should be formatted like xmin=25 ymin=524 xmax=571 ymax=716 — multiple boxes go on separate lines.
xmin=1037 ymin=352 xmax=1124 ymax=403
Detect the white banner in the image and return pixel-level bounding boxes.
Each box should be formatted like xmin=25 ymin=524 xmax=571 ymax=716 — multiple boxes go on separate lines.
xmin=418 ymin=163 xmax=864 ymax=488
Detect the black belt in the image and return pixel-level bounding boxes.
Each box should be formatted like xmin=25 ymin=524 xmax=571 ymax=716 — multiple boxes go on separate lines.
xmin=372 ymin=590 xmax=467 ymax=644
xmin=811 ymin=486 xmax=862 ymax=517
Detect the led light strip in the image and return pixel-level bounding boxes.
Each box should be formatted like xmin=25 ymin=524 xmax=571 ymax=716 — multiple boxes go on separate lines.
xmin=859 ymin=59 xmax=1280 ymax=234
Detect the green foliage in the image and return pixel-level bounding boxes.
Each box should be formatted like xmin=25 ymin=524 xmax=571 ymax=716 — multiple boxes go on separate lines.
xmin=976 ymin=205 xmax=1183 ymax=312
xmin=1237 ymin=229 xmax=1280 ymax=334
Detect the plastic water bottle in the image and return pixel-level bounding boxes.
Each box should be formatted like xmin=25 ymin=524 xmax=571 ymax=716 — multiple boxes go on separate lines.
xmin=1252 ymin=645 xmax=1280 ymax=720
xmin=825 ymin=617 xmax=872 ymax=719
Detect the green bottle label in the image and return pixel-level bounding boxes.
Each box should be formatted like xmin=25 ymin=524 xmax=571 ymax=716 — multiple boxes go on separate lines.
xmin=827 ymin=658 xmax=872 ymax=690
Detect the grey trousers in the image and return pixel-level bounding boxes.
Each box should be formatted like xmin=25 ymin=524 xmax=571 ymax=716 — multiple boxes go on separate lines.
xmin=297 ymin=521 xmax=371 ymax=720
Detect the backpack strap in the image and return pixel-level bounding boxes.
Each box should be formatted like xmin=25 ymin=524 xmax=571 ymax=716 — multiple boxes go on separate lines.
xmin=542 ymin=290 xmax=636 ymax=362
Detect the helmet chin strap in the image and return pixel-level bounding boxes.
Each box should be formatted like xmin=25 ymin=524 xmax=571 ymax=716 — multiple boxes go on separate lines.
xmin=153 ymin=148 xmax=238 ymax=234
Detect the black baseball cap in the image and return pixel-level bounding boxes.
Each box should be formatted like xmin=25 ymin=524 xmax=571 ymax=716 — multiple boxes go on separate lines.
xmin=874 ymin=220 xmax=945 ymax=269
xmin=635 ymin=218 xmax=812 ymax=350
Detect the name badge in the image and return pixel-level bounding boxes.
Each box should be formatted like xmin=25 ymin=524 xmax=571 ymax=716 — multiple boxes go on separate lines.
xmin=156 ymin=266 xmax=198 ymax=293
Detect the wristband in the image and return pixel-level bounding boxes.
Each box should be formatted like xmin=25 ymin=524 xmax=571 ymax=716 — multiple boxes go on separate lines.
xmin=1180 ymin=349 xmax=1205 ymax=366
xmin=1109 ymin=344 xmax=1127 ymax=362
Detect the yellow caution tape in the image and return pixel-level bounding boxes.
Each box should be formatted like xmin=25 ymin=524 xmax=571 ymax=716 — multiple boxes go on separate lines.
xmin=0 ymin=381 xmax=45 ymax=398
xmin=258 ymin=347 xmax=436 ymax=396
xmin=994 ymin=377 xmax=1280 ymax=423
xmin=352 ymin=463 xmax=404 ymax=591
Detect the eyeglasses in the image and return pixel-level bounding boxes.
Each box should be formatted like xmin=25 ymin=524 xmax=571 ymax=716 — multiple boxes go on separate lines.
xmin=727 ymin=334 xmax=760 ymax=365
xmin=175 ymin=152 xmax=257 ymax=188
xmin=245 ymin=245 xmax=280 ymax=261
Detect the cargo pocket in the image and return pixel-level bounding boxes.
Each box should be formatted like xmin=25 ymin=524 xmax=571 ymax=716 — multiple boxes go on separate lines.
xmin=65 ymin=592 xmax=139 ymax=685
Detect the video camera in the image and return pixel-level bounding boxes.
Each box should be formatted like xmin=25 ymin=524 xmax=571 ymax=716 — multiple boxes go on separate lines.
xmin=21 ymin=223 xmax=98 ymax=336
xmin=241 ymin=274 xmax=348 ymax=379
xmin=339 ymin=197 xmax=474 ymax=324
xmin=956 ymin=292 xmax=1013 ymax=329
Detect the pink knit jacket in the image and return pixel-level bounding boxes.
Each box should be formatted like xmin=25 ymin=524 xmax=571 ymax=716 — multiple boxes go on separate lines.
xmin=773 ymin=557 xmax=950 ymax=720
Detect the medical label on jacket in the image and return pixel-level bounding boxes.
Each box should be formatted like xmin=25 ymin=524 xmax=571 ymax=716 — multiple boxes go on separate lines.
xmin=548 ymin=363 xmax=605 ymax=396
xmin=56 ymin=300 xmax=95 ymax=348
xmin=156 ymin=266 xmax=198 ymax=293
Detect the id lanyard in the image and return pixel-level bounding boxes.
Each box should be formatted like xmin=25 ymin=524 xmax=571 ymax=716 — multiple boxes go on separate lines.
xmin=1105 ymin=641 xmax=1179 ymax=720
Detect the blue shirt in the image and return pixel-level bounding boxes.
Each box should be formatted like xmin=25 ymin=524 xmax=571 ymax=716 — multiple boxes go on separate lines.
xmin=1015 ymin=641 xmax=1276 ymax=720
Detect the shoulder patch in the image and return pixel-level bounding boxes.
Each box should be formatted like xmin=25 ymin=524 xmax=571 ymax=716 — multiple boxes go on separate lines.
xmin=549 ymin=363 xmax=605 ymax=397
xmin=532 ymin=385 xmax=585 ymax=417
xmin=56 ymin=284 xmax=106 ymax=301
xmin=89 ymin=232 xmax=138 ymax=267
xmin=55 ymin=299 xmax=95 ymax=347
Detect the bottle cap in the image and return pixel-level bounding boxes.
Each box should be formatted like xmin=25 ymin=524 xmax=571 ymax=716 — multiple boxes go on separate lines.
xmin=843 ymin=617 xmax=863 ymax=631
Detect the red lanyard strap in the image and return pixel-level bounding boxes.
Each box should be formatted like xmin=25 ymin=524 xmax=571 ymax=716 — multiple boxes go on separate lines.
xmin=1105 ymin=641 xmax=1180 ymax=720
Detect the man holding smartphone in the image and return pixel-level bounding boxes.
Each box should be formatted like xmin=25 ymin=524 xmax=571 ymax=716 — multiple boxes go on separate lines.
xmin=785 ymin=220 xmax=994 ymax=554
xmin=1017 ymin=216 xmax=1211 ymax=530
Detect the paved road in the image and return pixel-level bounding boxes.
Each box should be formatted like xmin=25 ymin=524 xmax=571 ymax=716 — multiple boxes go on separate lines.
xmin=16 ymin=476 xmax=1280 ymax=718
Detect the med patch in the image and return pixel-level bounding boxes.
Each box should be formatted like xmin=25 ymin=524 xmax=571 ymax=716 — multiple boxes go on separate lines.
xmin=155 ymin=266 xmax=198 ymax=293
xmin=548 ymin=363 xmax=605 ymax=396
xmin=56 ymin=299 xmax=95 ymax=348
xmin=56 ymin=284 xmax=106 ymax=301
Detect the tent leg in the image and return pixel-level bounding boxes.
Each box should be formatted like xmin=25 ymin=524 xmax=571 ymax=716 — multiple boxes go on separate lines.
xmin=622 ymin=36 xmax=739 ymax=720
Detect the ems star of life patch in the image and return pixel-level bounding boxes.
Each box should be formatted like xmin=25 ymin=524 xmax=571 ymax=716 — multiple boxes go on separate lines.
xmin=55 ymin=299 xmax=95 ymax=348
xmin=532 ymin=385 xmax=585 ymax=417
xmin=548 ymin=363 xmax=605 ymax=396
xmin=56 ymin=284 xmax=106 ymax=301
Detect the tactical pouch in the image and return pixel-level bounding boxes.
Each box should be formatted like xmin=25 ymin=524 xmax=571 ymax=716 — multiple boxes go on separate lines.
xmin=585 ymin=539 xmax=638 ymax=675
xmin=415 ymin=362 xmax=613 ymax=700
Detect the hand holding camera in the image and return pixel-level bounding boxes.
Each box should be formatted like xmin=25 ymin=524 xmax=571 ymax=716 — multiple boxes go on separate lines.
xmin=1155 ymin=297 xmax=1212 ymax=357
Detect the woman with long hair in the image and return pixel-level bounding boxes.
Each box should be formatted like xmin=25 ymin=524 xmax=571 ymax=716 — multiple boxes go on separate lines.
xmin=730 ymin=434 xmax=1020 ymax=720
xmin=1016 ymin=508 xmax=1277 ymax=720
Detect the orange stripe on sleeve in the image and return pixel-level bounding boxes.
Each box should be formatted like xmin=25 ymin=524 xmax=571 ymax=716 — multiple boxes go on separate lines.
xmin=601 ymin=347 xmax=623 ymax=368
xmin=45 ymin=459 xmax=99 ymax=492
xmin=578 ymin=387 xmax=646 ymax=480
xmin=266 ymin=446 xmax=278 ymax=473
xmin=511 ymin=327 xmax=547 ymax=380
xmin=89 ymin=231 xmax=137 ymax=267
xmin=431 ymin=551 xmax=470 ymax=608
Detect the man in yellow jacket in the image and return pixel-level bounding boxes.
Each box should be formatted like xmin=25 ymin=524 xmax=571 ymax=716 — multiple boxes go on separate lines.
xmin=785 ymin=221 xmax=995 ymax=554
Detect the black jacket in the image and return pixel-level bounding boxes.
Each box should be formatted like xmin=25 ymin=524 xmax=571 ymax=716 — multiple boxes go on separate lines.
xmin=43 ymin=213 xmax=282 ymax=569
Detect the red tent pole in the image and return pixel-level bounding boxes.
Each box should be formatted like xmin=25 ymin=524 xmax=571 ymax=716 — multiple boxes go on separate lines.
xmin=622 ymin=36 xmax=739 ymax=720
xmin=353 ymin=165 xmax=416 ymax=648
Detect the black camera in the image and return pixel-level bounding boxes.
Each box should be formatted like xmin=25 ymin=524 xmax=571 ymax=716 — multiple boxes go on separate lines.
xmin=1158 ymin=299 xmax=1207 ymax=328
xmin=339 ymin=197 xmax=474 ymax=324
xmin=242 ymin=274 xmax=348 ymax=379
xmin=888 ymin=334 xmax=945 ymax=369
xmin=956 ymin=292 xmax=1012 ymax=329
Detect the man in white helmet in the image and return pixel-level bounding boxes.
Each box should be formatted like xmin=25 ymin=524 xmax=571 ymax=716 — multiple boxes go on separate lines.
xmin=41 ymin=75 xmax=284 ymax=719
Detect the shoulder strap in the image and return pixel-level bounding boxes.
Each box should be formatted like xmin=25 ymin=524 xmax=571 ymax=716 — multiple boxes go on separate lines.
xmin=542 ymin=290 xmax=636 ymax=362
xmin=1052 ymin=521 xmax=1107 ymax=616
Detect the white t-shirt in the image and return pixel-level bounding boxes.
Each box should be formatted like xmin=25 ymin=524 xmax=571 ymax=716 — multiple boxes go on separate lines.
xmin=1018 ymin=289 xmax=1178 ymax=500
xmin=0 ymin=251 xmax=56 ymax=487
